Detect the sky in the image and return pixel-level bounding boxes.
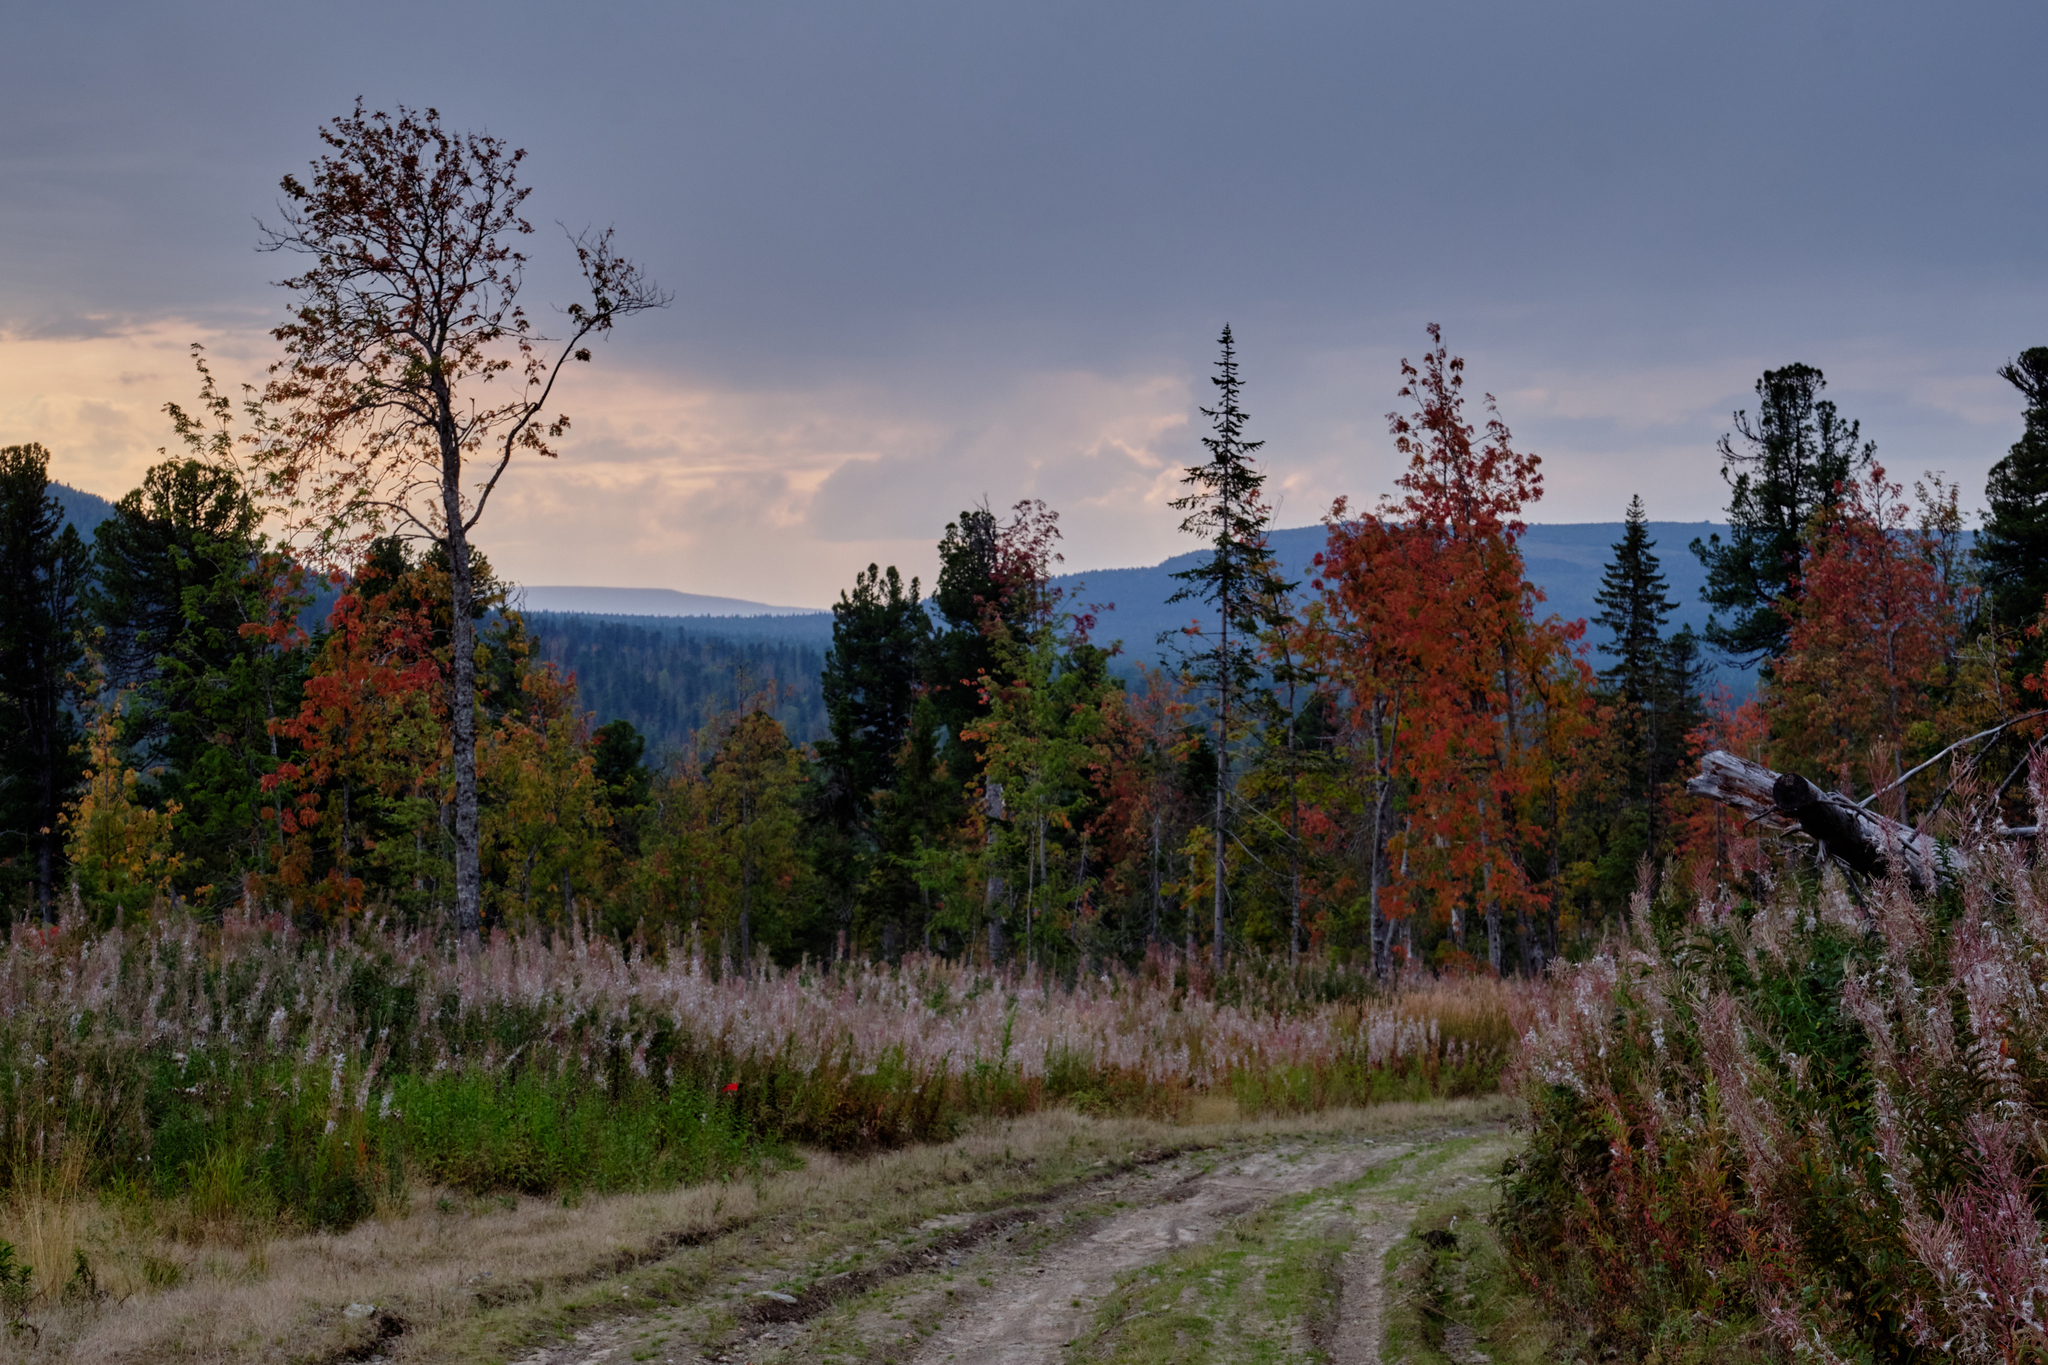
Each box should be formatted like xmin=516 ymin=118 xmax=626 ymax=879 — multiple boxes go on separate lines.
xmin=3 ymin=1 xmax=2044 ymax=608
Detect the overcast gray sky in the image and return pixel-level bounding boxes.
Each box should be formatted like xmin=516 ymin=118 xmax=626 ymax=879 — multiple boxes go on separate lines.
xmin=3 ymin=1 xmax=2043 ymax=605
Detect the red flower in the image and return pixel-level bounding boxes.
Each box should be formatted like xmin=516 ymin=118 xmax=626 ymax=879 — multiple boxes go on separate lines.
xmin=723 ymin=1082 xmax=740 ymax=1092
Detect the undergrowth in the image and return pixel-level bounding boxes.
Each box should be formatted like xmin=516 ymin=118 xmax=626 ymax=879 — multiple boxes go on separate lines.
xmin=0 ymin=899 xmax=1519 ymax=1238
xmin=1504 ymin=837 xmax=2048 ymax=1362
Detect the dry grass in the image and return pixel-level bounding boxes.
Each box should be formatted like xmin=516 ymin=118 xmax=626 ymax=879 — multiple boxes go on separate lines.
xmin=0 ymin=1095 xmax=1517 ymax=1363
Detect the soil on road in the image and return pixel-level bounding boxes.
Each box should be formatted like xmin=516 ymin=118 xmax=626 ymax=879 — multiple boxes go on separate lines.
xmin=481 ymin=1099 xmax=1518 ymax=1365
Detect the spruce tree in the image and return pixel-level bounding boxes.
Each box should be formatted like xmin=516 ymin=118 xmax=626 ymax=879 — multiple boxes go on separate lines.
xmin=1594 ymin=496 xmax=1676 ymax=712
xmin=1595 ymin=498 xmax=1704 ymax=879
xmin=1692 ymin=364 xmax=1873 ymax=669
xmin=0 ymin=444 xmax=92 ymax=922
xmin=925 ymin=504 xmax=1007 ymax=780
xmin=1979 ymin=347 xmax=2048 ymax=678
xmin=1164 ymin=326 xmax=1292 ymax=969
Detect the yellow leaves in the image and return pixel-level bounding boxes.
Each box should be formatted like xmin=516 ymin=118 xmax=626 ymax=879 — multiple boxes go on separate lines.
xmin=478 ymin=686 xmax=610 ymax=930
xmin=61 ymin=699 xmax=183 ymax=919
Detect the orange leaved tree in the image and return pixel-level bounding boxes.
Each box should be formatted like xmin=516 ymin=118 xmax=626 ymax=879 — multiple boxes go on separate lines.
xmin=1302 ymin=326 xmax=1591 ymax=974
xmin=1770 ymin=464 xmax=1966 ymax=800
xmin=263 ymin=566 xmax=445 ymax=924
xmin=255 ymin=102 xmax=664 ymax=939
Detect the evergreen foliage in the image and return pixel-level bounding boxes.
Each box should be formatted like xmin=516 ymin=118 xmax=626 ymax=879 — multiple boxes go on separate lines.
xmin=1979 ymin=346 xmax=2048 ymax=677
xmin=1692 ymin=363 xmax=1874 ymax=668
xmin=817 ymin=564 xmax=930 ymax=830
xmin=1591 ymin=496 xmax=1704 ymax=878
xmin=88 ymin=459 xmax=292 ymax=901
xmin=815 ymin=564 xmax=931 ymax=946
xmin=1166 ymin=326 xmax=1293 ymax=968
xmin=926 ymin=504 xmax=1008 ymax=779
xmin=0 ymin=444 xmax=92 ymax=922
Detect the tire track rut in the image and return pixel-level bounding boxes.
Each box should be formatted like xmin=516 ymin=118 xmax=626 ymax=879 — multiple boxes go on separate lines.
xmin=496 ymin=1118 xmax=1512 ymax=1365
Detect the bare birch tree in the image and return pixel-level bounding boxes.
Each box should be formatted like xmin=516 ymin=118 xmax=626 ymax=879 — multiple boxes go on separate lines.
xmin=256 ymin=102 xmax=665 ymax=938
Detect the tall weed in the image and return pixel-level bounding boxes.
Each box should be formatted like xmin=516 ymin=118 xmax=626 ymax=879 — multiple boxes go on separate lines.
xmin=1504 ymin=833 xmax=2048 ymax=1362
xmin=0 ymin=904 xmax=1507 ymax=1238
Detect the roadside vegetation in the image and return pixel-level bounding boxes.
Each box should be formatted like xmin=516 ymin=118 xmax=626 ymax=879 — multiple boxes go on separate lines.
xmin=1505 ymin=831 xmax=2048 ymax=1362
xmin=0 ymin=904 xmax=1517 ymax=1341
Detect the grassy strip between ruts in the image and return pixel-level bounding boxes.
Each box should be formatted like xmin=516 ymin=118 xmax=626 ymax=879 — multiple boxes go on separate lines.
xmin=1382 ymin=1183 xmax=1563 ymax=1365
xmin=1068 ymin=1129 xmax=1536 ymax=1364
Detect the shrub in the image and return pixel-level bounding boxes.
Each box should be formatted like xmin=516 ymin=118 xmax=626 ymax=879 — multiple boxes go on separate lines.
xmin=1503 ymin=843 xmax=2048 ymax=1362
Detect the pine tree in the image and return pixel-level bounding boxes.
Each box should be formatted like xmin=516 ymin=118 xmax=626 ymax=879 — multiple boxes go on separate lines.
xmin=816 ymin=564 xmax=930 ymax=948
xmin=1979 ymin=347 xmax=2048 ymax=678
xmin=1165 ymin=326 xmax=1292 ymax=970
xmin=926 ymin=503 xmax=1008 ymax=781
xmin=0 ymin=444 xmax=93 ymax=922
xmin=89 ymin=457 xmax=278 ymax=899
xmin=1692 ymin=364 xmax=1874 ymax=669
xmin=591 ymin=719 xmax=653 ymax=856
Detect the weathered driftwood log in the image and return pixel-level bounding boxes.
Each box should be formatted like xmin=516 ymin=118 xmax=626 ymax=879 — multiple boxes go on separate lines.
xmin=1685 ymin=749 xmax=1944 ymax=895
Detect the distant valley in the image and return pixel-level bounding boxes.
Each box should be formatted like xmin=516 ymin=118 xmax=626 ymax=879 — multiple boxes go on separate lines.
xmin=511 ymin=519 xmax=1741 ymax=751
xmin=53 ymin=483 xmax=1740 ymax=753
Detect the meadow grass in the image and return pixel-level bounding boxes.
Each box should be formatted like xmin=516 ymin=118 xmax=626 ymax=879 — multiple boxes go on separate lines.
xmin=0 ymin=894 xmax=1521 ymax=1340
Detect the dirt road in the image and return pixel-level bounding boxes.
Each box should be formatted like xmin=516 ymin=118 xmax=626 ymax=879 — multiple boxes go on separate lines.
xmin=492 ymin=1104 xmax=1516 ymax=1365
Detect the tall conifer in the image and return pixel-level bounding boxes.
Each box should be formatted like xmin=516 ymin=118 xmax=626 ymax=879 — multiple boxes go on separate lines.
xmin=1980 ymin=347 xmax=2048 ymax=678
xmin=817 ymin=564 xmax=930 ymax=952
xmin=1693 ymin=364 xmax=1873 ymax=668
xmin=0 ymin=444 xmax=92 ymax=922
xmin=1594 ymin=496 xmax=1696 ymax=864
xmin=1165 ymin=326 xmax=1291 ymax=970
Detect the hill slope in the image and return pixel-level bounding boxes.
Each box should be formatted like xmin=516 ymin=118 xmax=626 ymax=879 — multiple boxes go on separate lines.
xmin=513 ymin=585 xmax=820 ymax=617
xmin=1060 ymin=520 xmax=1734 ymax=671
xmin=521 ymin=519 xmax=1746 ymax=752
xmin=52 ymin=481 xmax=117 ymax=538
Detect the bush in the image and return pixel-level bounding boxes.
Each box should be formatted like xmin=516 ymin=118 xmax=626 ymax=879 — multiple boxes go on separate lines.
xmin=1504 ymin=849 xmax=2048 ymax=1362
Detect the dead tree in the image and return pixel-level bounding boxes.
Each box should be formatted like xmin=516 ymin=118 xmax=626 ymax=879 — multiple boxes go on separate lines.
xmin=1687 ymin=749 xmax=2039 ymax=896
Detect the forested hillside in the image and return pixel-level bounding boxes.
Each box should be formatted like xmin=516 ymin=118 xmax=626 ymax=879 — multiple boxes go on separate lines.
xmin=522 ymin=612 xmax=828 ymax=749
xmin=51 ymin=480 xmax=115 ymax=537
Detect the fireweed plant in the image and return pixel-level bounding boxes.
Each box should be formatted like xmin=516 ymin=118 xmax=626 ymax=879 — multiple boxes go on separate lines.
xmin=1504 ymin=784 xmax=2048 ymax=1363
xmin=0 ymin=896 xmax=1515 ymax=1232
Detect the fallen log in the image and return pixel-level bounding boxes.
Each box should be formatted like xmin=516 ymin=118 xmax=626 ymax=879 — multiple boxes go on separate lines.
xmin=1686 ymin=750 xmax=1943 ymax=895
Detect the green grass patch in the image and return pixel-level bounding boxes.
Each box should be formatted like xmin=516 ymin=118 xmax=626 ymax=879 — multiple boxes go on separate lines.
xmin=1383 ymin=1189 xmax=1563 ymax=1365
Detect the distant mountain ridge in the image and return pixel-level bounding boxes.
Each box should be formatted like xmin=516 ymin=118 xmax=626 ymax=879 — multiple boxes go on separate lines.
xmin=48 ymin=491 xmax=1752 ymax=749
xmin=1056 ymin=521 xmax=1734 ymax=667
xmin=512 ymin=585 xmax=822 ymax=617
xmin=51 ymin=482 xmax=117 ymax=537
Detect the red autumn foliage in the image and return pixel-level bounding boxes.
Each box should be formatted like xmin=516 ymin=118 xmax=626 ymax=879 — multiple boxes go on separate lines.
xmin=1299 ymin=326 xmax=1592 ymax=972
xmin=1770 ymin=463 xmax=1965 ymax=795
xmin=261 ymin=569 xmax=446 ymax=921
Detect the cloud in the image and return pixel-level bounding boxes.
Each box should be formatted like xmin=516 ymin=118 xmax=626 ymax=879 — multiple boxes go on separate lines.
xmin=2 ymin=313 xmax=2022 ymax=609
xmin=483 ymin=363 xmax=1195 ymax=604
xmin=0 ymin=321 xmax=264 ymax=494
